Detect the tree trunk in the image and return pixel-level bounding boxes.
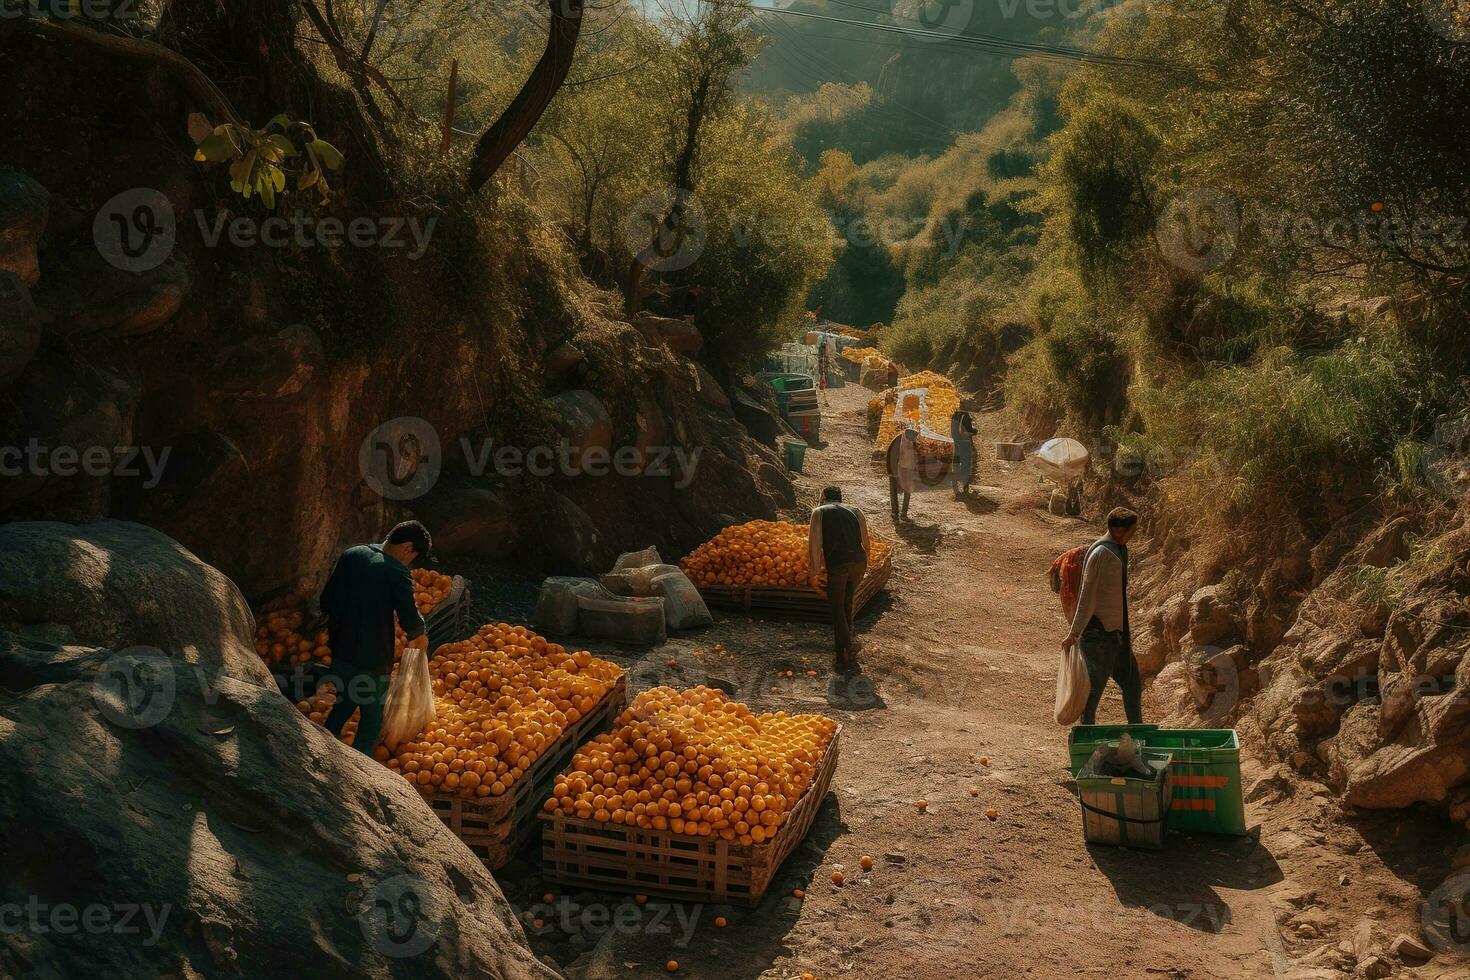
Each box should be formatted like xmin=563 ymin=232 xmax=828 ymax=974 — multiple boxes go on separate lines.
xmin=467 ymin=0 xmax=585 ymax=193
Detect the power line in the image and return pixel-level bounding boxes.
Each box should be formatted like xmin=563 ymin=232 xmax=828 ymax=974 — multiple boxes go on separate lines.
xmin=747 ymin=4 xmax=1193 ymax=72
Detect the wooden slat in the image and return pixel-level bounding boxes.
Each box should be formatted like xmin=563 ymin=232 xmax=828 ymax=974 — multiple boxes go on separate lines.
xmin=541 ymin=727 xmax=842 ymax=906
xmin=425 ymin=674 xmax=627 ymax=869
xmin=699 ymin=554 xmax=892 ymax=622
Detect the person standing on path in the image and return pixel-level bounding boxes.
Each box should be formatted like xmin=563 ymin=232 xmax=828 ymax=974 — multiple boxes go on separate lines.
xmin=950 ymin=409 xmax=978 ymax=498
xmin=1063 ymin=508 xmax=1143 ymax=725
xmin=885 ymin=424 xmax=919 ymax=522
xmin=320 ymin=521 xmax=431 ymax=754
xmin=808 ymin=486 xmax=871 ymax=672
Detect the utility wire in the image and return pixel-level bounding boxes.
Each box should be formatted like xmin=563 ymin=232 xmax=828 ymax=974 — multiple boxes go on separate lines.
xmin=746 ymin=4 xmax=1194 ymax=72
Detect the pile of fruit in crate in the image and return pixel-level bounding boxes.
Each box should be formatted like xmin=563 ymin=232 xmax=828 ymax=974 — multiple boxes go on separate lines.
xmin=873 ymin=369 xmax=960 ymax=462
xmin=253 ymin=568 xmax=456 ymax=669
xmin=543 ymin=685 xmax=837 ymax=844
xmin=297 ymin=621 xmax=623 ymax=796
xmin=254 ymin=598 xmax=331 ymax=667
xmin=839 ymin=345 xmax=883 ymax=364
xmin=679 ymin=520 xmax=891 ymax=591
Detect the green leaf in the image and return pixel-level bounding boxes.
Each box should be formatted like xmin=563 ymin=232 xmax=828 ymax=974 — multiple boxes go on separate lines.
xmin=299 ymin=170 xmax=321 ymax=191
xmin=263 ymin=134 xmax=298 ymax=159
xmin=195 ymin=132 xmax=237 ymax=163
xmin=310 ymin=139 xmax=345 ymax=171
xmin=270 ymin=167 xmax=287 ymax=193
xmin=267 ymin=113 xmax=293 ymax=132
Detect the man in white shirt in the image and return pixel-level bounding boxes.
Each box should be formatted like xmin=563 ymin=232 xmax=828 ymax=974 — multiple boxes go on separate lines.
xmin=808 ymin=486 xmax=872 ymax=672
xmin=1063 ymin=507 xmax=1143 ymax=724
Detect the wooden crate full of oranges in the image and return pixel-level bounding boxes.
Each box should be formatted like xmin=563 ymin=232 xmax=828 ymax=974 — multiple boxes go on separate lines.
xmin=540 ymin=686 xmax=841 ymax=905
xmin=680 ymin=520 xmax=893 ymax=621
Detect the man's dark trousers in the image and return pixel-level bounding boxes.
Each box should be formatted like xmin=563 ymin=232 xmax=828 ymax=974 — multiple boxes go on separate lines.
xmin=827 ymin=558 xmax=867 ymax=665
xmin=324 ymin=666 xmax=390 ymax=755
xmin=1079 ymin=627 xmax=1143 ymax=725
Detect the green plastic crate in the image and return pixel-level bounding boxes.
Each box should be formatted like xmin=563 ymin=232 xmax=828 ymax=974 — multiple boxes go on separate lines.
xmin=1077 ymin=749 xmax=1173 ymax=850
xmin=1068 ymin=725 xmax=1160 ymax=776
xmin=1145 ymin=729 xmax=1246 ymax=836
xmin=1068 ymin=725 xmax=1246 ymax=837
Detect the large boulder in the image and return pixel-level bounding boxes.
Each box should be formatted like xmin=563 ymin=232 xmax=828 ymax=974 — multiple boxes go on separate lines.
xmin=37 ymin=252 xmax=190 ymax=339
xmin=0 ymin=521 xmax=265 ymax=684
xmin=633 ymin=314 xmax=703 ymax=354
xmin=535 ymin=491 xmax=611 ymax=574
xmin=0 ymin=170 xmax=48 ymax=287
xmin=0 ymin=522 xmax=550 ymax=978
xmin=211 ymin=324 xmax=325 ymax=401
xmin=0 ymin=268 xmax=40 ymax=384
xmin=548 ymin=389 xmax=613 ymax=473
xmin=1188 ymin=583 xmax=1244 ymax=646
xmin=411 ymin=477 xmax=520 ymax=559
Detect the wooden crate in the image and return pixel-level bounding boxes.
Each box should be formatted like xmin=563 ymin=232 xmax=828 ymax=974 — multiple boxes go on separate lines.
xmin=540 ymin=726 xmax=842 ymax=907
xmin=697 ymin=552 xmax=892 ymax=622
xmin=425 ymin=575 xmax=472 ymax=651
xmin=426 ymin=674 xmax=628 ymax=870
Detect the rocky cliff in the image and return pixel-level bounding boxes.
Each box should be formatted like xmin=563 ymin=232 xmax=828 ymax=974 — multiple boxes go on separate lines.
xmin=0 ymin=35 xmax=792 ymax=604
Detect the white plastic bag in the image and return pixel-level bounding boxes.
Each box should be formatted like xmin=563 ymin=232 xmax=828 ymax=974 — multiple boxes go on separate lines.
xmin=380 ymin=646 xmax=436 ymax=748
xmin=1054 ymin=643 xmax=1090 ymax=725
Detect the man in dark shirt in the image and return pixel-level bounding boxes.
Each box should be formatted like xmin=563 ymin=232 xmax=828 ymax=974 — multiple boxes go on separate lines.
xmin=807 ymin=486 xmax=871 ymax=673
xmin=319 ymin=521 xmax=431 ymax=755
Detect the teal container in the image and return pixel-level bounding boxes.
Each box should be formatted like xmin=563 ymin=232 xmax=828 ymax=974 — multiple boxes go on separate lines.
xmin=783 ymin=441 xmax=807 ymax=472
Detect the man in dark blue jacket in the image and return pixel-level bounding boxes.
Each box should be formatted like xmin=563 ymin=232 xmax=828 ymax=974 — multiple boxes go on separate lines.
xmin=319 ymin=521 xmax=431 ymax=754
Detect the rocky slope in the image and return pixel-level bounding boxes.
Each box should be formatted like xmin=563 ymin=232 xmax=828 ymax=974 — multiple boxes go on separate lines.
xmin=0 ymin=519 xmax=552 ymax=978
xmin=1128 ymin=493 xmax=1470 ymax=833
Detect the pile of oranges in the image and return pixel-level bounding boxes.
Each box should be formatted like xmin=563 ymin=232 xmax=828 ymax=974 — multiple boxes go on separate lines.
xmin=413 ymin=569 xmax=454 ymax=612
xmin=840 ymin=345 xmax=883 ymax=364
xmin=874 ymin=370 xmax=961 ymax=462
xmin=373 ymin=623 xmax=622 ymax=798
xmin=254 ymin=598 xmax=331 ymax=667
xmin=543 ymin=686 xmax=837 ymax=845
xmin=254 ymin=568 xmax=455 ymax=670
xmin=680 ymin=520 xmax=890 ymax=592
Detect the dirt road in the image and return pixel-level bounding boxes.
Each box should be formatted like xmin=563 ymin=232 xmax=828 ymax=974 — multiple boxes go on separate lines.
xmin=494 ymin=384 xmax=1457 ymax=980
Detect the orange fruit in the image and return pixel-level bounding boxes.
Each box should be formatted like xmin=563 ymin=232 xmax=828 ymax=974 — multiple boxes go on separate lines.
xmin=666 ymin=961 xmax=679 ymax=973
xmin=859 ymin=855 xmax=873 ymax=871
xmin=830 ymin=871 xmax=844 ymax=886
xmin=714 ymin=916 xmax=727 ymax=927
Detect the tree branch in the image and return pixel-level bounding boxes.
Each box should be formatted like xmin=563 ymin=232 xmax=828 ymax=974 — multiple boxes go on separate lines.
xmin=21 ymin=17 xmax=242 ymax=126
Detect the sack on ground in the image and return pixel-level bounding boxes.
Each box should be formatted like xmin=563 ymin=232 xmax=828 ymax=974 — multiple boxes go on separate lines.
xmin=533 ymin=576 xmax=616 ymax=636
xmin=651 ymin=569 xmax=713 ymax=630
xmin=577 ymin=595 xmax=667 ymax=646
xmin=1054 ymin=642 xmax=1090 ymax=725
xmin=613 ymin=546 xmax=663 ymax=571
xmin=381 ymin=646 xmax=435 ymax=748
